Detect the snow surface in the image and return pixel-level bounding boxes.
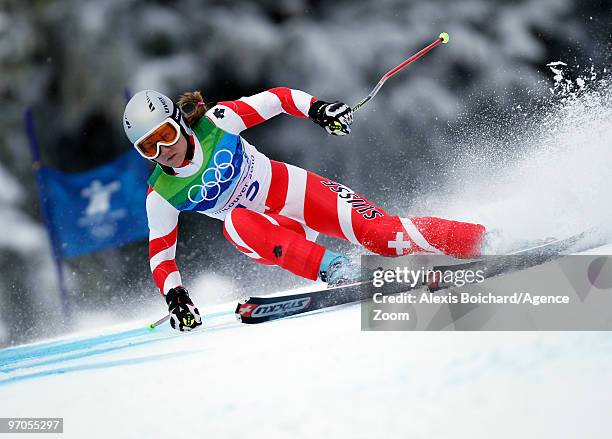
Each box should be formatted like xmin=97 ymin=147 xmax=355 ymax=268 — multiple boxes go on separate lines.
xmin=1 ymin=244 xmax=612 ymax=439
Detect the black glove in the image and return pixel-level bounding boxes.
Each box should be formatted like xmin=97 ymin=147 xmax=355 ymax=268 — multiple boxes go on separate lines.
xmin=308 ymin=100 xmax=353 ymax=136
xmin=165 ymin=286 xmax=202 ymax=332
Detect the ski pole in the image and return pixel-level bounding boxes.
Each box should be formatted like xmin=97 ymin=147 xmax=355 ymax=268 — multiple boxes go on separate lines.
xmin=352 ymin=32 xmax=450 ymax=112
xmin=147 ymin=314 xmax=170 ymax=331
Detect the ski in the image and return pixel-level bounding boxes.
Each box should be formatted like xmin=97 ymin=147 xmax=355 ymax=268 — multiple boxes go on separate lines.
xmin=235 ymin=230 xmax=592 ymax=324
xmin=235 ymin=279 xmax=410 ymax=324
xmin=427 ymin=230 xmax=590 ymax=290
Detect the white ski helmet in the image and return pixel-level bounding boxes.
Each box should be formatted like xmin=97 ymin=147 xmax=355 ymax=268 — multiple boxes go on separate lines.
xmin=123 ymin=89 xmax=192 ymax=146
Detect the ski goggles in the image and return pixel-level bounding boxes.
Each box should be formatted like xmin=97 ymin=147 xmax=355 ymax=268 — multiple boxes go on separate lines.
xmin=133 ymin=118 xmax=181 ymax=159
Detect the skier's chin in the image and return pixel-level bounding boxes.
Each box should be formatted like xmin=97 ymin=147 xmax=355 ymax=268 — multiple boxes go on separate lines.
xmin=166 ymin=153 xmax=180 ymax=167
xmin=158 ymin=136 xmax=188 ymax=167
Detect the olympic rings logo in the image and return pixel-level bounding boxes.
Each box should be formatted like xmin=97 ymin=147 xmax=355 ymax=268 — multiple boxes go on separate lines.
xmin=188 ymin=149 xmax=236 ymax=203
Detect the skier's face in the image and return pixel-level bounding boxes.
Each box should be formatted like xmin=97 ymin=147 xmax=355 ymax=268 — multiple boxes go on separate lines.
xmin=156 ymin=133 xmax=188 ymax=167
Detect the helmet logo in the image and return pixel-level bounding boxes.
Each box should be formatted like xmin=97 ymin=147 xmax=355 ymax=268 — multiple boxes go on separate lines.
xmin=158 ymin=96 xmax=170 ymax=114
xmin=145 ymin=94 xmax=155 ymax=112
xmin=172 ymin=107 xmax=181 ymax=123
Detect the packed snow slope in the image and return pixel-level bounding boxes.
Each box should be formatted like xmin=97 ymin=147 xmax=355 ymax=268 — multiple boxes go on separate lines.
xmin=1 ymin=244 xmax=612 ymax=439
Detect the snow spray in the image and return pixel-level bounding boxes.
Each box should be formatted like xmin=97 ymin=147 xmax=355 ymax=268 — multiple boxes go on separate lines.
xmin=410 ymin=66 xmax=612 ymax=252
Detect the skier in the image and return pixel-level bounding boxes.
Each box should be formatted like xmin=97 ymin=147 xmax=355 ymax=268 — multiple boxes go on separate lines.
xmin=123 ymin=88 xmax=486 ymax=331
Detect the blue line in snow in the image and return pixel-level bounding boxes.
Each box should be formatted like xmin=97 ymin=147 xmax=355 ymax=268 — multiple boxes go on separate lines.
xmin=0 ymin=310 xmax=232 ymax=366
xmin=1 ymin=336 xmax=165 ymax=373
xmin=0 ymin=349 xmax=200 ymax=387
xmin=0 ymin=311 xmax=243 ymax=386
xmin=0 ymin=328 xmax=151 ymax=365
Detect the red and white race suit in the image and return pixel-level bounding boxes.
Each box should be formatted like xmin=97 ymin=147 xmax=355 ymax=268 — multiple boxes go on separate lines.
xmin=147 ymin=87 xmax=486 ymax=295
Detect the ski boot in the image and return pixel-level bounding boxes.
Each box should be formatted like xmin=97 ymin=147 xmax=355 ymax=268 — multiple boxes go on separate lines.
xmin=320 ymin=254 xmax=361 ymax=287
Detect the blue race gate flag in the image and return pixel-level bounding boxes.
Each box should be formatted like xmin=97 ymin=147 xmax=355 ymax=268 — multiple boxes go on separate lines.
xmin=39 ymin=149 xmax=150 ymax=258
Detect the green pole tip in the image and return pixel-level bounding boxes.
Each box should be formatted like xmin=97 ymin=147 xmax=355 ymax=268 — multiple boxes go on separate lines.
xmin=439 ymin=32 xmax=450 ymax=44
xmin=147 ymin=324 xmax=155 ymax=331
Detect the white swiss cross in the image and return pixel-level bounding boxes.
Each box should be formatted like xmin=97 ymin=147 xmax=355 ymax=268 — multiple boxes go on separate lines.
xmin=388 ymin=232 xmax=411 ymax=255
xmin=239 ymin=304 xmax=257 ymax=315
